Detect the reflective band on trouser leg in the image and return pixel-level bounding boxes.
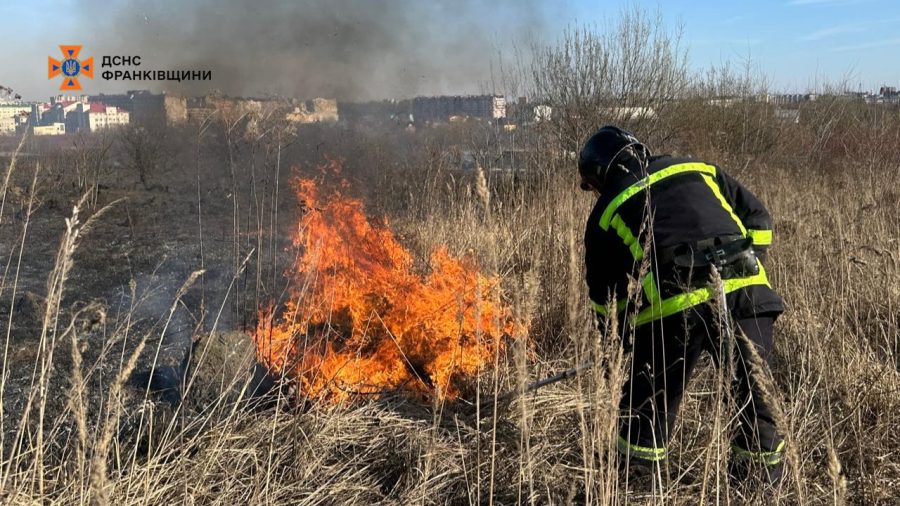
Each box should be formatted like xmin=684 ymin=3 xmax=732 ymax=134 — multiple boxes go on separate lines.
xmin=732 ymin=440 xmax=785 ymax=466
xmin=701 ymin=174 xmax=747 ymax=237
xmin=618 ymin=436 xmax=666 ymax=462
xmin=748 ymin=229 xmax=772 ymax=246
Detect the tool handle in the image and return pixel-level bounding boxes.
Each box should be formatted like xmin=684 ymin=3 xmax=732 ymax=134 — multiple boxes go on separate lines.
xmin=524 ymin=360 xmax=594 ymax=393
xmin=479 ymin=359 xmax=595 ymax=415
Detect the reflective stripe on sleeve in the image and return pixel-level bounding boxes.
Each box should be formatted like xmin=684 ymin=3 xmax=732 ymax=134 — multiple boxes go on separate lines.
xmin=642 ymin=271 xmax=661 ymax=305
xmin=748 ymin=229 xmax=773 ymax=246
xmin=610 ymin=213 xmax=644 ymax=260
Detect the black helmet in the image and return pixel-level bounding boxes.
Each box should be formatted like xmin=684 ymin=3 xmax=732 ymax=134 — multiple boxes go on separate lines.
xmin=578 ymin=125 xmax=649 ymax=191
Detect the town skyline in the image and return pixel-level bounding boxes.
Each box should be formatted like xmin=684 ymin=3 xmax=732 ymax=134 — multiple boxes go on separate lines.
xmin=2 ymin=0 xmax=899 ymax=102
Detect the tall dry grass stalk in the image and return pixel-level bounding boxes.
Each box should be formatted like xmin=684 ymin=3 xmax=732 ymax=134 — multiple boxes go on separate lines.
xmin=0 ymin=132 xmax=28 ymax=231
xmin=2 ymin=188 xmax=122 ymax=498
xmin=1 ymin=139 xmax=35 ymax=451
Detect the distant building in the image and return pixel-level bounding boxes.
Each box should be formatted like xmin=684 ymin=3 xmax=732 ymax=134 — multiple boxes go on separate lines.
xmin=0 ymin=103 xmax=32 ymax=119
xmin=0 ymin=116 xmax=15 ymax=134
xmin=0 ymin=103 xmax=33 ymax=135
xmin=878 ymin=86 xmax=899 ymax=103
xmin=43 ymin=100 xmax=82 ymax=127
xmin=772 ymin=94 xmax=817 ymax=105
xmin=186 ymin=94 xmax=285 ymax=136
xmin=505 ymin=97 xmax=553 ymax=125
xmin=412 ymin=95 xmax=506 ymax=124
xmin=338 ymin=99 xmax=409 ymax=124
xmin=88 ymin=93 xmax=134 ymax=111
xmin=28 ymin=104 xmax=42 ymax=126
xmin=185 ymin=96 xmax=215 ymax=123
xmin=131 ymin=90 xmax=187 ymax=126
xmin=86 ymin=91 xmax=186 ymax=126
xmin=843 ymin=91 xmax=871 ymax=101
xmin=33 ymin=123 xmax=66 ymax=136
xmin=603 ymin=106 xmax=656 ymax=121
xmin=774 ymin=108 xmax=800 ymax=124
xmin=533 ymin=105 xmax=552 ymax=123
xmin=47 ymin=102 xmax=130 ymax=133
xmin=51 ymin=94 xmax=88 ymax=105
xmin=81 ymin=103 xmax=130 ymax=132
xmin=707 ymin=97 xmax=742 ymax=107
xmin=285 ymin=98 xmax=339 ymax=123
xmin=185 ymin=92 xmax=270 ymax=124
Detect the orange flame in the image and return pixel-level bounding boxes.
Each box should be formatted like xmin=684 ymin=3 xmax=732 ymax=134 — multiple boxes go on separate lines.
xmin=254 ymin=160 xmax=521 ymax=402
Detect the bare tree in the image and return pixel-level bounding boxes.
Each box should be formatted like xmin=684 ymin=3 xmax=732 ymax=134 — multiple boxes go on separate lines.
xmin=530 ymin=6 xmax=689 ymax=152
xmin=70 ymin=133 xmax=113 ymax=209
xmin=120 ymin=125 xmax=171 ymax=190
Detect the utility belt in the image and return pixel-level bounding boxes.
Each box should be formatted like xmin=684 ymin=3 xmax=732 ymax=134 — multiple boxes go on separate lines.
xmin=656 ymin=235 xmax=759 ymax=289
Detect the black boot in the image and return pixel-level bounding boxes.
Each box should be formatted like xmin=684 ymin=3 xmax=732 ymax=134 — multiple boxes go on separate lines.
xmin=618 ymin=455 xmax=657 ymax=482
xmin=728 ymin=457 xmax=784 ymax=490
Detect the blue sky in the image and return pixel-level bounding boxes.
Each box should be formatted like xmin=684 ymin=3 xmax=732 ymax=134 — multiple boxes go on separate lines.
xmin=1 ymin=0 xmax=898 ymax=100
xmin=563 ymin=0 xmax=900 ymax=92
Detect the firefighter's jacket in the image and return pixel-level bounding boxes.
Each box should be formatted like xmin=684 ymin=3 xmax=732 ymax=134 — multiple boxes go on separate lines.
xmin=585 ymin=155 xmax=784 ymax=326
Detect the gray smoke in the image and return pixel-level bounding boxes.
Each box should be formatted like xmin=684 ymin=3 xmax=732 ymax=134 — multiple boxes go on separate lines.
xmin=80 ymin=0 xmax=556 ymax=100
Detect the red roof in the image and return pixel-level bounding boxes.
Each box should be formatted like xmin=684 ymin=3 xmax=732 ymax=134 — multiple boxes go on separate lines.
xmin=89 ymin=102 xmax=106 ymax=113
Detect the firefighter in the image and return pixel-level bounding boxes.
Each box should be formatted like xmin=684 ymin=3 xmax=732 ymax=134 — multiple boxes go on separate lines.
xmin=578 ymin=125 xmax=785 ymax=486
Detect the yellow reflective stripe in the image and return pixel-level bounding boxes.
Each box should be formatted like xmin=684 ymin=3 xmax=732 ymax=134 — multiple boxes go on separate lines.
xmin=732 ymin=440 xmax=785 ymax=466
xmin=617 ymin=436 xmax=666 ymax=461
xmin=590 ymin=263 xmax=770 ymax=324
xmin=701 ymin=174 xmax=747 ymax=237
xmin=600 ymin=162 xmax=717 ymax=230
xmin=591 ymin=260 xmax=771 ymax=326
xmin=610 ymin=214 xmax=643 ymax=260
xmin=642 ymin=272 xmax=661 ymax=306
xmin=610 ymin=213 xmax=659 ymax=306
xmin=749 ymin=229 xmax=772 ymax=246
xmin=591 ymin=298 xmax=628 ymax=316
xmin=634 ymin=285 xmax=717 ymax=326
xmin=631 ymin=261 xmax=770 ymax=327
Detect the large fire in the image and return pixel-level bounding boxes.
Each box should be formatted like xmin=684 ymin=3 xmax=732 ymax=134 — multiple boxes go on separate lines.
xmin=253 ymin=161 xmax=521 ymax=402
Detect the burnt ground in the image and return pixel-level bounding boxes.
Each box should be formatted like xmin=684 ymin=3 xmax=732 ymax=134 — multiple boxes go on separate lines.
xmin=0 ymin=127 xmax=307 ymax=454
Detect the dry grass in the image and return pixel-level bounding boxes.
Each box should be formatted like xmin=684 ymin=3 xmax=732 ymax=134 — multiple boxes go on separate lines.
xmin=1 ymin=48 xmax=899 ymax=506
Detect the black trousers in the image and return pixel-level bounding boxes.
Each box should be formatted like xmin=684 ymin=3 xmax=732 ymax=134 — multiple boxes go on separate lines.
xmin=618 ymin=302 xmax=783 ymax=460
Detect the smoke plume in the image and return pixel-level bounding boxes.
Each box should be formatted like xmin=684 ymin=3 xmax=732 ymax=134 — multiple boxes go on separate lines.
xmin=81 ymin=0 xmax=554 ymax=100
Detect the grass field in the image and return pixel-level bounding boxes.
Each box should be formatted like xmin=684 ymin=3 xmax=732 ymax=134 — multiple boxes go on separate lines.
xmin=2 ymin=17 xmax=899 ymax=505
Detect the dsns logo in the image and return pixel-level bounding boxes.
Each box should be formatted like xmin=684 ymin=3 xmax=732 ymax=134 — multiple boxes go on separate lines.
xmin=48 ymin=45 xmax=94 ymax=91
